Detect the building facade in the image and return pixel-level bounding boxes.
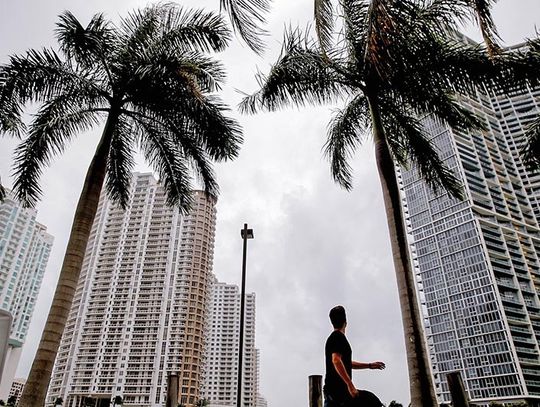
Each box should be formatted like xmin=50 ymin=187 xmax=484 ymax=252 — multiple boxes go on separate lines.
xmin=0 ymin=192 xmax=53 ymax=399
xmin=401 ymin=76 xmax=540 ymax=404
xmin=47 ymin=173 xmax=216 ymax=407
xmin=201 ymin=281 xmax=261 ymax=407
xmin=8 ymin=378 xmax=25 ymax=405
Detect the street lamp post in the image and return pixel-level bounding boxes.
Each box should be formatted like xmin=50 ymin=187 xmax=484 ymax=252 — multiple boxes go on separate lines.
xmin=237 ymin=224 xmax=254 ymax=407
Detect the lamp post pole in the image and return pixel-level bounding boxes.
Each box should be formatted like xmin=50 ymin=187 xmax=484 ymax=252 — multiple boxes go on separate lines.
xmin=237 ymin=224 xmax=253 ymax=407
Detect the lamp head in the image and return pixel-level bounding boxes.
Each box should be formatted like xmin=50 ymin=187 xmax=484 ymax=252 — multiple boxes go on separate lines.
xmin=241 ymin=227 xmax=254 ymax=239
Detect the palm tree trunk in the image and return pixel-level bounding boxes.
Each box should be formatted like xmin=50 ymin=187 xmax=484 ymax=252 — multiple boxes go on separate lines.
xmin=18 ymin=110 xmax=119 ymax=407
xmin=367 ymin=96 xmax=438 ymax=407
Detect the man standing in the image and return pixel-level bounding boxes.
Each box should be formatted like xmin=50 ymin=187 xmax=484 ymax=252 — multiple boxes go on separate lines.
xmin=324 ymin=305 xmax=385 ymax=407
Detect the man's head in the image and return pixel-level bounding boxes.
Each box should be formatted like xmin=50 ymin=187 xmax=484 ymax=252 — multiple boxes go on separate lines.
xmin=329 ymin=305 xmax=347 ymax=329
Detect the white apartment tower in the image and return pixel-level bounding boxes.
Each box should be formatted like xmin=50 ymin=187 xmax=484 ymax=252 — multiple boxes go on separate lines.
xmin=0 ymin=191 xmax=53 ymax=399
xmin=201 ymin=281 xmax=261 ymax=407
xmin=400 ymin=50 xmax=540 ymax=404
xmin=8 ymin=378 xmax=25 ymax=405
xmin=47 ymin=173 xmax=216 ymax=407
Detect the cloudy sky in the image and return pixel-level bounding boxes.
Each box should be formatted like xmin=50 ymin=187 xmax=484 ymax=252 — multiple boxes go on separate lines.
xmin=1 ymin=1 xmax=539 ymax=406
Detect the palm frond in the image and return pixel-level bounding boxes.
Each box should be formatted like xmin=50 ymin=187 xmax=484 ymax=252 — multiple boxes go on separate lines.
xmin=417 ymin=0 xmax=469 ymax=31
xmin=106 ymin=116 xmax=135 ymax=209
xmin=55 ymin=11 xmax=115 ymax=68
xmin=12 ymin=94 xmax=103 ymax=207
xmin=119 ymin=5 xmax=161 ymax=56
xmin=323 ymin=94 xmax=370 ymax=190
xmin=380 ymin=100 xmax=463 ymax=199
xmin=124 ymin=52 xmax=241 ymax=161
xmin=132 ymin=49 xmax=227 ymax=93
xmin=176 ymin=95 xmax=243 ymax=161
xmin=314 ymin=0 xmax=335 ymax=53
xmin=340 ymin=0 xmax=370 ymax=62
xmin=240 ymin=27 xmax=350 ymax=114
xmin=220 ymin=0 xmax=270 ymax=55
xmin=470 ymin=0 xmax=501 ymax=57
xmin=136 ymin=119 xmax=194 ymax=212
xmin=0 ymin=48 xmax=107 ymax=137
xmin=522 ymin=116 xmax=540 ymax=172
xmin=0 ymin=177 xmax=6 ymax=202
xmin=157 ymin=4 xmax=231 ymax=53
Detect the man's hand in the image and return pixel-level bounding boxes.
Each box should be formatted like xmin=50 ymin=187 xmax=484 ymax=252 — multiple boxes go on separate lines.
xmin=369 ymin=361 xmax=386 ymax=370
xmin=347 ymin=382 xmax=359 ymax=398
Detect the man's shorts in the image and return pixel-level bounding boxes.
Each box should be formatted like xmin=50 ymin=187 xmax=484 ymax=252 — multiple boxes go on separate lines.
xmin=324 ymin=390 xmax=383 ymax=407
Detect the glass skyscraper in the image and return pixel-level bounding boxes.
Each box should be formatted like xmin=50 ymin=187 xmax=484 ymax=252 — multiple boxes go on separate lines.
xmin=401 ymin=56 xmax=540 ymax=404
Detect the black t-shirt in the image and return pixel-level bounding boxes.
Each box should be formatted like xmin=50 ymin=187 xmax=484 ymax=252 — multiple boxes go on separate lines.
xmin=324 ymin=330 xmax=352 ymax=401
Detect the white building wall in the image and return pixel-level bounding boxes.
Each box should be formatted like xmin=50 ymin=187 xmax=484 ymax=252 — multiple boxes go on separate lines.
xmin=0 ymin=192 xmax=53 ymax=399
xmin=47 ymin=173 xmax=216 ymax=407
xmin=201 ymin=282 xmax=260 ymax=407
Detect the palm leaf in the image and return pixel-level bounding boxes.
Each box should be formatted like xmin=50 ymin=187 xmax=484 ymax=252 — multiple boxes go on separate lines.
xmin=128 ymin=109 xmax=220 ymax=198
xmin=323 ymin=94 xmax=370 ymax=190
xmin=136 ymin=120 xmax=194 ymax=212
xmin=469 ymin=0 xmax=501 ymax=57
xmin=220 ymin=0 xmax=270 ymax=55
xmin=157 ymin=4 xmax=232 ymax=53
xmin=12 ymin=93 xmax=103 ymax=207
xmin=106 ymin=116 xmax=136 ymax=209
xmin=0 ymin=48 xmax=108 ymax=137
xmin=314 ymin=0 xmax=335 ymax=54
xmin=240 ymin=27 xmax=350 ymax=114
xmin=0 ymin=177 xmax=6 ymax=202
xmin=55 ymin=11 xmax=115 ymax=69
xmin=380 ymin=99 xmax=463 ymax=199
xmin=522 ymin=116 xmax=540 ymax=172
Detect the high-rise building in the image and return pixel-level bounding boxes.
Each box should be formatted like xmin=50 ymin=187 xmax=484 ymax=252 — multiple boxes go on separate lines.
xmin=47 ymin=173 xmax=216 ymax=407
xmin=201 ymin=281 xmax=261 ymax=407
xmin=8 ymin=378 xmax=25 ymax=405
xmin=0 ymin=192 xmax=53 ymax=399
xmin=400 ymin=47 xmax=540 ymax=404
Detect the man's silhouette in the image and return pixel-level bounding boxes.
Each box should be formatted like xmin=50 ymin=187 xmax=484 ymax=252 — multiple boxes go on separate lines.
xmin=324 ymin=305 xmax=385 ymax=407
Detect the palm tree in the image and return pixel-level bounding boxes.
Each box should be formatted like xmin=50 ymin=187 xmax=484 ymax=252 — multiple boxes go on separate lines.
xmin=0 ymin=4 xmax=242 ymax=406
xmin=241 ymin=0 xmax=520 ymax=404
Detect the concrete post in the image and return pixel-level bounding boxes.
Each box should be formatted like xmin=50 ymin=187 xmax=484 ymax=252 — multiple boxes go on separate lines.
xmin=308 ymin=375 xmax=322 ymax=407
xmin=166 ymin=372 xmax=179 ymax=407
xmin=447 ymin=371 xmax=470 ymax=407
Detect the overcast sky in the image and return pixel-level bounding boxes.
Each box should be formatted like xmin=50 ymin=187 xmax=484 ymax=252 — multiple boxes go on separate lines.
xmin=1 ymin=1 xmax=539 ymax=406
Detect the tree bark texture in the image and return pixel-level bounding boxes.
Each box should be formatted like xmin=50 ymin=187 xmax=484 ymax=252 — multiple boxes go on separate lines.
xmin=19 ymin=111 xmax=119 ymax=407
xmin=368 ymin=95 xmax=438 ymax=407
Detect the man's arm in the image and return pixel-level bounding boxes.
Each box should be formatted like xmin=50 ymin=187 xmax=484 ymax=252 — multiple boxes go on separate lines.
xmin=352 ymin=361 xmax=386 ymax=370
xmin=332 ymin=353 xmax=359 ymax=398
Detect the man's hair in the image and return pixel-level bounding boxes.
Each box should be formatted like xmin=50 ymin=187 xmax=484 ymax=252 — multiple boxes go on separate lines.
xmin=329 ymin=305 xmax=346 ymax=329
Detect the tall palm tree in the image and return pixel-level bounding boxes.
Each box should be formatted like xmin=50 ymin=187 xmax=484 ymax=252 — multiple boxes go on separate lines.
xmin=241 ymin=0 xmax=520 ymax=404
xmin=0 ymin=4 xmax=242 ymax=406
